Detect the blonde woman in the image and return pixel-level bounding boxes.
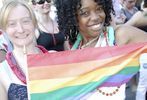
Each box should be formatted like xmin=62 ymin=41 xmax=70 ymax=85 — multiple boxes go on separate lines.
xmin=0 ymin=1 xmax=48 ymax=99
xmin=32 ymin=0 xmax=70 ymax=51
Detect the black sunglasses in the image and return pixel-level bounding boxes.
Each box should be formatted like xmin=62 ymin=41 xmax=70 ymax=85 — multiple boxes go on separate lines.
xmin=37 ymin=0 xmax=51 ymax=4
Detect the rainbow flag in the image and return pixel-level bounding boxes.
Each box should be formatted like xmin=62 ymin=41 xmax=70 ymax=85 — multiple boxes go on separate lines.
xmin=27 ymin=43 xmax=147 ymax=100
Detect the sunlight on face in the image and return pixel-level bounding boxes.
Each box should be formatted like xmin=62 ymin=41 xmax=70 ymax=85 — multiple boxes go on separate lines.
xmin=77 ymin=0 xmax=106 ymax=39
xmin=6 ymin=5 xmax=36 ymax=48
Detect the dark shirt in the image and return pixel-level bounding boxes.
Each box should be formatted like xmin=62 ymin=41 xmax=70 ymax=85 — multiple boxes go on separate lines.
xmin=37 ymin=30 xmax=65 ymax=51
xmin=8 ymin=83 xmax=28 ymax=100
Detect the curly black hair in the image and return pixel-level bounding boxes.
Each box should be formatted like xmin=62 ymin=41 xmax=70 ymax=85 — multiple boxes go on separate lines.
xmin=55 ymin=0 xmax=114 ymax=44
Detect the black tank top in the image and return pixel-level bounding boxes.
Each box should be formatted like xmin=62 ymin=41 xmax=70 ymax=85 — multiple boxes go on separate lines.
xmin=37 ymin=30 xmax=65 ymax=51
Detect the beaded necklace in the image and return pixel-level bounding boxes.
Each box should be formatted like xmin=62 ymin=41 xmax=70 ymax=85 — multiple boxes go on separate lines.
xmin=97 ymin=86 xmax=120 ymax=96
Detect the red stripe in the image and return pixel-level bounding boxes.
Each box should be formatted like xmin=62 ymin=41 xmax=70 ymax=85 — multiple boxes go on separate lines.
xmin=28 ymin=42 xmax=147 ymax=67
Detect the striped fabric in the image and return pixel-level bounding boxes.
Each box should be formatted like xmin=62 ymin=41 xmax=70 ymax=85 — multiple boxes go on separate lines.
xmin=27 ymin=42 xmax=147 ymax=100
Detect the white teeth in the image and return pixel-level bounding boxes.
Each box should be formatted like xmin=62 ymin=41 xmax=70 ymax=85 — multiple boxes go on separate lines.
xmin=16 ymin=35 xmax=28 ymax=39
xmin=90 ymin=24 xmax=101 ymax=30
xmin=92 ymin=24 xmax=100 ymax=29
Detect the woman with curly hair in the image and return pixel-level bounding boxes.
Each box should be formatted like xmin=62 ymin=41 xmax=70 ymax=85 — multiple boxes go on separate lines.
xmin=55 ymin=0 xmax=147 ymax=99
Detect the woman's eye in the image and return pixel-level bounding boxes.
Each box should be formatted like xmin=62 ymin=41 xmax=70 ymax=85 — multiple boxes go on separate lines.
xmin=96 ymin=7 xmax=103 ymax=12
xmin=22 ymin=20 xmax=30 ymax=24
xmin=79 ymin=11 xmax=89 ymax=17
xmin=7 ymin=22 xmax=16 ymax=27
xmin=22 ymin=18 xmax=32 ymax=24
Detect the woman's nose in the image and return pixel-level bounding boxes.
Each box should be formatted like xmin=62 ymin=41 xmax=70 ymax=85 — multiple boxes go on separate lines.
xmin=91 ymin=12 xmax=99 ymax=22
xmin=16 ymin=22 xmax=24 ymax=33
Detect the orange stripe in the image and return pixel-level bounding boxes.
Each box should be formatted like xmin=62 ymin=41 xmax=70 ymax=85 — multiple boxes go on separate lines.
xmin=29 ymin=54 xmax=138 ymax=80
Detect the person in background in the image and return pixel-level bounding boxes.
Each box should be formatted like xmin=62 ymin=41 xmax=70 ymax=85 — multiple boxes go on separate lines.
xmin=136 ymin=53 xmax=147 ymax=100
xmin=113 ymin=0 xmax=127 ymax=24
xmin=31 ymin=0 xmax=70 ymax=51
xmin=121 ymin=0 xmax=138 ymax=22
xmin=55 ymin=0 xmax=147 ymax=99
xmin=0 ymin=0 xmax=13 ymax=63
xmin=0 ymin=31 xmax=7 ymax=63
xmin=126 ymin=0 xmax=147 ymax=32
xmin=0 ymin=1 xmax=48 ymax=100
xmin=0 ymin=49 xmax=6 ymax=62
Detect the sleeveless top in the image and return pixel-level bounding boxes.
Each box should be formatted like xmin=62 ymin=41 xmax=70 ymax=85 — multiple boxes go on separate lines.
xmin=37 ymin=30 xmax=65 ymax=51
xmin=0 ymin=46 xmax=48 ymax=100
xmin=72 ymin=26 xmax=126 ymax=100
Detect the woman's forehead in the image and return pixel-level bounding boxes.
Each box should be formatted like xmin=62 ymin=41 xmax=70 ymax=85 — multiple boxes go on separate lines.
xmin=80 ymin=0 xmax=101 ymax=8
xmin=8 ymin=5 xmax=30 ymax=20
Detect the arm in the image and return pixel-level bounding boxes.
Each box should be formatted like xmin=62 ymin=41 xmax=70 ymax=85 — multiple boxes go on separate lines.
xmin=0 ymin=83 xmax=7 ymax=100
xmin=0 ymin=63 xmax=7 ymax=100
xmin=115 ymin=25 xmax=147 ymax=46
xmin=126 ymin=11 xmax=147 ymax=27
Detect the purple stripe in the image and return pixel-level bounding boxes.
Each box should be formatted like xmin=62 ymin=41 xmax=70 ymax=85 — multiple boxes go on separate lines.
xmin=99 ymin=74 xmax=134 ymax=87
xmin=106 ymin=74 xmax=133 ymax=82
xmin=101 ymin=78 xmax=130 ymax=87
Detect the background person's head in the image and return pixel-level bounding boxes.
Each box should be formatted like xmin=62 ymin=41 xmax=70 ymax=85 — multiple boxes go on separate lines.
xmin=32 ymin=0 xmax=52 ymax=14
xmin=123 ymin=0 xmax=137 ymax=9
xmin=55 ymin=0 xmax=114 ymax=44
xmin=0 ymin=1 xmax=37 ymax=48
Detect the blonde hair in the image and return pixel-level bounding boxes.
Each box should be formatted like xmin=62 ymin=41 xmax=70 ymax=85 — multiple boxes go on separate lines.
xmin=0 ymin=0 xmax=37 ymax=30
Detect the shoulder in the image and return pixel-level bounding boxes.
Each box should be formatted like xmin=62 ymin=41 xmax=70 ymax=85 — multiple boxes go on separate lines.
xmin=126 ymin=10 xmax=147 ymax=26
xmin=115 ymin=25 xmax=147 ymax=45
xmin=114 ymin=25 xmax=129 ymax=45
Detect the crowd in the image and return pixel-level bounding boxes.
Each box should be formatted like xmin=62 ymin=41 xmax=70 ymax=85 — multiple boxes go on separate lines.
xmin=0 ymin=0 xmax=147 ymax=100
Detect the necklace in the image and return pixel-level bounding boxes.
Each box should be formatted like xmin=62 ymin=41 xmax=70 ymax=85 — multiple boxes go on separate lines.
xmin=97 ymin=86 xmax=120 ymax=96
xmin=39 ymin=20 xmax=57 ymax=46
xmin=81 ymin=36 xmax=99 ymax=49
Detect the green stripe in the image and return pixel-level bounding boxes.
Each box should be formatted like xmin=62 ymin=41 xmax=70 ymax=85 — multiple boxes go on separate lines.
xmin=118 ymin=66 xmax=139 ymax=74
xmin=31 ymin=77 xmax=108 ymax=100
xmin=30 ymin=66 xmax=139 ymax=100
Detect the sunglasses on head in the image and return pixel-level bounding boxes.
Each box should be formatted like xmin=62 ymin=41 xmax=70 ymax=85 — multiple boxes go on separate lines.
xmin=37 ymin=0 xmax=51 ymax=4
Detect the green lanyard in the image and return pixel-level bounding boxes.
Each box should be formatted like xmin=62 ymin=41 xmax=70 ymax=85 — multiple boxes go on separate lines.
xmin=71 ymin=34 xmax=82 ymax=50
xmin=107 ymin=26 xmax=115 ymax=46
